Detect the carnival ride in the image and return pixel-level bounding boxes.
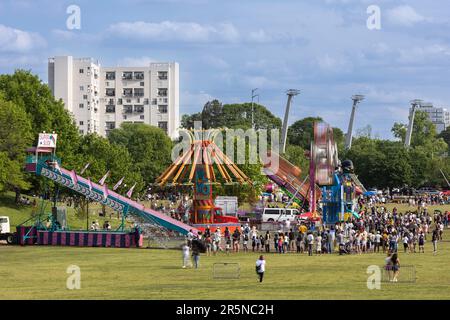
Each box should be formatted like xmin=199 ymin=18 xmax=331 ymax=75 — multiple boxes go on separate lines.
xmin=262 ymin=151 xmax=321 ymax=207
xmin=19 ymin=133 xmax=197 ymax=247
xmin=155 ymin=129 xmax=252 ymax=232
xmin=310 ymin=122 xmax=365 ymax=224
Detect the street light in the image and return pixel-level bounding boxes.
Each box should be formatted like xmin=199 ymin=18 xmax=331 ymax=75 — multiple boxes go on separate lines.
xmin=345 ymin=94 xmax=365 ymax=150
xmin=251 ymin=88 xmax=259 ymax=129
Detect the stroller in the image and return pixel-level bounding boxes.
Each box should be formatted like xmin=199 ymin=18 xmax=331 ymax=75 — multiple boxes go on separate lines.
xmin=339 ymin=241 xmax=351 ymax=255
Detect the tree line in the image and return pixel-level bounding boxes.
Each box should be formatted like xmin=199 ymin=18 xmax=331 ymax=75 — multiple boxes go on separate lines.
xmin=181 ymin=99 xmax=450 ymax=191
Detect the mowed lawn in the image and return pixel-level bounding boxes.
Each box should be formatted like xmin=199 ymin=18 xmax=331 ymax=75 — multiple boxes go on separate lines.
xmin=1 ymin=231 xmax=449 ymax=300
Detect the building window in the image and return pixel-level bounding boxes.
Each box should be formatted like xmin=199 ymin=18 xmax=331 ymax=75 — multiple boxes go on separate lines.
xmin=134 ymin=88 xmax=144 ymax=97
xmin=122 ymin=72 xmax=133 ymax=80
xmin=106 ymin=105 xmax=115 ymax=113
xmin=140 ymin=82 xmax=145 ymax=86
xmin=158 ymin=88 xmax=168 ymax=97
xmin=126 ymin=99 xmax=132 ymax=103
xmin=80 ymin=86 xmax=84 ymax=91
xmin=106 ymin=122 xmax=116 ymax=130
xmin=79 ymin=103 xmax=84 ymax=108
xmin=134 ymin=72 xmax=144 ymax=80
xmin=158 ymin=121 xmax=168 ymax=132
xmin=106 ymin=72 xmax=115 ymax=80
xmin=158 ymin=105 xmax=168 ymax=113
xmin=134 ymin=105 xmax=144 ymax=113
xmin=79 ymin=129 xmax=84 ymax=134
xmin=83 ymin=95 xmax=88 ymax=100
xmin=144 ymin=98 xmax=149 ymax=105
xmin=140 ymin=115 xmax=145 ymax=120
xmin=79 ymin=121 xmax=84 ymax=125
xmin=158 ymin=71 xmax=168 ymax=80
xmin=124 ymin=105 xmax=133 ymax=113
xmin=79 ymin=69 xmax=84 ymax=74
xmin=123 ymin=115 xmax=127 ymax=120
xmin=106 ymin=88 xmax=115 ymax=97
xmin=123 ymin=88 xmax=133 ymax=97
xmin=152 ymin=98 xmax=157 ymax=105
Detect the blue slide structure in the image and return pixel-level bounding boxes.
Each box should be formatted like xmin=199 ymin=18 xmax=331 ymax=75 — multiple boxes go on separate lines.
xmin=27 ymin=157 xmax=197 ymax=235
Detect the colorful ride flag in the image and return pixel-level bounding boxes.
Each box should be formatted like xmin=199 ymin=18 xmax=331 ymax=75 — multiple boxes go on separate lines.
xmin=99 ymin=170 xmax=110 ymax=185
xmin=87 ymin=177 xmax=93 ymax=192
xmin=69 ymin=170 xmax=78 ymax=185
xmin=103 ymin=184 xmax=109 ymax=200
xmin=113 ymin=177 xmax=124 ymax=191
xmin=53 ymin=161 xmax=62 ymax=174
xmin=80 ymin=162 xmax=90 ymax=175
xmin=126 ymin=183 xmax=136 ymax=198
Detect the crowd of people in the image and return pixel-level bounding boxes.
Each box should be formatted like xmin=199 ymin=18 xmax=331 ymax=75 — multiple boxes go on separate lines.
xmin=183 ymin=206 xmax=447 ymax=257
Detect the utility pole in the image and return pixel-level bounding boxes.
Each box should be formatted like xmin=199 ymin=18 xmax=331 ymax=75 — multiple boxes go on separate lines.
xmin=345 ymin=95 xmax=365 ymax=150
xmin=405 ymin=99 xmax=423 ymax=148
xmin=281 ymin=89 xmax=300 ymax=154
xmin=251 ymin=88 xmax=259 ymax=129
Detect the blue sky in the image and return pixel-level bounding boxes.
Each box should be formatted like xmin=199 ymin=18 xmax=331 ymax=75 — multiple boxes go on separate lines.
xmin=1 ymin=0 xmax=449 ymax=139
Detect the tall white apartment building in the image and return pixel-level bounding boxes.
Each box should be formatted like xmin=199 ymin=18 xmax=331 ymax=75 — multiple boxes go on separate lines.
xmin=48 ymin=56 xmax=101 ymax=134
xmin=416 ymin=102 xmax=450 ymax=133
xmin=48 ymin=56 xmax=179 ymax=138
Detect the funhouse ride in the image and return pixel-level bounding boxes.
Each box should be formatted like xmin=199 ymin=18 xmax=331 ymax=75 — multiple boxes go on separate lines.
xmin=19 ymin=132 xmax=197 ymax=248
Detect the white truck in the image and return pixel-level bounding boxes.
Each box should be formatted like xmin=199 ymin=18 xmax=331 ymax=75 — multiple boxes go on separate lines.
xmin=0 ymin=216 xmax=15 ymax=244
xmin=214 ymin=196 xmax=238 ymax=217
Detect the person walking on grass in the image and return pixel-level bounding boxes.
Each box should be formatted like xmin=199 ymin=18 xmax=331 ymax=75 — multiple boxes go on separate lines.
xmin=432 ymin=228 xmax=439 ymax=255
xmin=192 ymin=245 xmax=200 ymax=269
xmin=264 ymin=231 xmax=270 ymax=253
xmin=182 ymin=242 xmax=192 ymax=268
xmin=316 ymin=233 xmax=322 ymax=255
xmin=418 ymin=231 xmax=425 ymax=253
xmin=255 ymin=255 xmax=266 ymax=283
xmin=307 ymin=232 xmax=314 ymax=256
xmin=390 ymin=253 xmax=400 ymax=282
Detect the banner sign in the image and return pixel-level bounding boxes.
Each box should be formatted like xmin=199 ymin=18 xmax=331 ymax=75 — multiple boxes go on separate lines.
xmin=38 ymin=133 xmax=58 ymax=148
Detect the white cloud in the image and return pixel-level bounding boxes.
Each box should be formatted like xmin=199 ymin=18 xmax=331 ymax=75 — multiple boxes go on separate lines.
xmin=181 ymin=91 xmax=214 ymax=113
xmin=397 ymin=44 xmax=450 ymax=63
xmin=386 ymin=5 xmax=426 ymax=26
xmin=0 ymin=54 xmax=42 ymax=67
xmin=117 ymin=56 xmax=158 ymax=67
xmin=0 ymin=24 xmax=46 ymax=52
xmin=203 ymin=56 xmax=229 ymax=69
xmin=316 ymin=53 xmax=351 ymax=72
xmin=247 ymin=29 xmax=272 ymax=43
xmin=107 ymin=21 xmax=240 ymax=43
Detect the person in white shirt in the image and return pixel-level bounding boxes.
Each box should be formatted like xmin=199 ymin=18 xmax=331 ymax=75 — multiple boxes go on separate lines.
xmin=307 ymin=233 xmax=314 ymax=256
xmin=255 ymin=255 xmax=266 ymax=282
xmin=182 ymin=242 xmax=192 ymax=268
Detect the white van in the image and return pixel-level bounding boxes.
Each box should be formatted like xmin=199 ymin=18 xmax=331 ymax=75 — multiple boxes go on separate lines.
xmin=0 ymin=216 xmax=15 ymax=244
xmin=262 ymin=208 xmax=300 ymax=222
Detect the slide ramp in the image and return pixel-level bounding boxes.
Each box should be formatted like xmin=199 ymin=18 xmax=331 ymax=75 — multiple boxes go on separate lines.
xmin=36 ymin=163 xmax=196 ymax=235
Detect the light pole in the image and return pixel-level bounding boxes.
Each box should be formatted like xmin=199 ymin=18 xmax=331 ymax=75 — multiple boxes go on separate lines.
xmin=251 ymin=88 xmax=259 ymax=129
xmin=405 ymin=99 xmax=423 ymax=148
xmin=281 ymin=89 xmax=300 ymax=154
xmin=345 ymin=95 xmax=365 ymax=150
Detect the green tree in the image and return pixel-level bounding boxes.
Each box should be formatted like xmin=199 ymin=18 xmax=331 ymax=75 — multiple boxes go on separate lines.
xmin=0 ymin=70 xmax=81 ymax=169
xmin=284 ymin=144 xmax=309 ymax=179
xmin=0 ymin=96 xmax=33 ymax=197
xmin=108 ymin=123 xmax=173 ymax=186
xmin=74 ymin=134 xmax=144 ymax=194
xmin=438 ymin=127 xmax=450 ymax=152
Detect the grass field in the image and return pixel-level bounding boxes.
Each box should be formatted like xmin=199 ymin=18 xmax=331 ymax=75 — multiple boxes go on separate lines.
xmin=1 ymin=230 xmax=449 ymax=300
xmin=2 ymin=193 xmax=450 ymax=300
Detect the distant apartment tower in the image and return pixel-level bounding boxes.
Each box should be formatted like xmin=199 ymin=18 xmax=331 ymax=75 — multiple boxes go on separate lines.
xmin=48 ymin=56 xmax=179 ymax=138
xmin=416 ymin=102 xmax=450 ymax=133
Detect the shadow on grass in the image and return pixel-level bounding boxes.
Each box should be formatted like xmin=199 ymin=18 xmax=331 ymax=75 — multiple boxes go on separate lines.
xmin=0 ymin=193 xmax=23 ymax=210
